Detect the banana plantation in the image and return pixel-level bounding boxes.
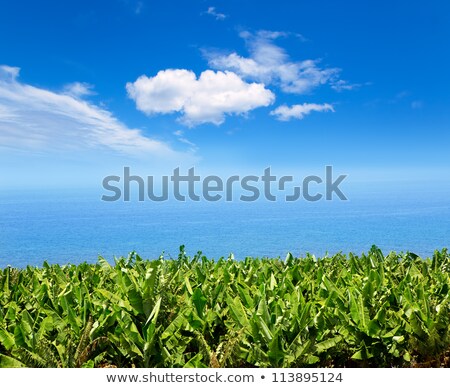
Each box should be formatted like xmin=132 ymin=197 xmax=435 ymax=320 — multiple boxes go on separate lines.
xmin=1 ymin=246 xmax=449 ymax=368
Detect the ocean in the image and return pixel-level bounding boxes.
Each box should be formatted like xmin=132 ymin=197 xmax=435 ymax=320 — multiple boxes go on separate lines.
xmin=0 ymin=183 xmax=449 ymax=267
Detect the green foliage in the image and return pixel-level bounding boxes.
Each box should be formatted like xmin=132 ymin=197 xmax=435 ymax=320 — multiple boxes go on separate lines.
xmin=0 ymin=247 xmax=449 ymax=367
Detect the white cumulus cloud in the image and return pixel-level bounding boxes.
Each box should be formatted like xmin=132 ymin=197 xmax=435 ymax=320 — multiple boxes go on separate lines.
xmin=270 ymin=103 xmax=334 ymax=121
xmin=126 ymin=69 xmax=275 ymax=126
xmin=0 ymin=65 xmax=185 ymax=158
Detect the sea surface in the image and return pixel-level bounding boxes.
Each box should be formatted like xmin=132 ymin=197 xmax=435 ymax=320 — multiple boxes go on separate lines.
xmin=0 ymin=184 xmax=449 ymax=267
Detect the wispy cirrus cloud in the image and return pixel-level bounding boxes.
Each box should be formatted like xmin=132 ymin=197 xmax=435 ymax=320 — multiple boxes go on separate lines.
xmin=62 ymin=81 xmax=96 ymax=97
xmin=126 ymin=69 xmax=275 ymax=126
xmin=330 ymin=79 xmax=364 ymax=92
xmin=0 ymin=65 xmax=186 ymax=159
xmin=411 ymin=100 xmax=423 ymax=109
xmin=205 ymin=30 xmax=347 ymax=94
xmin=118 ymin=0 xmax=144 ymax=15
xmin=205 ymin=6 xmax=227 ymax=20
xmin=270 ymin=103 xmax=334 ymax=121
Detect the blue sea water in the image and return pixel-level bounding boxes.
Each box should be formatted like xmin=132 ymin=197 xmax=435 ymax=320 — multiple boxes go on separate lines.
xmin=0 ymin=183 xmax=449 ymax=267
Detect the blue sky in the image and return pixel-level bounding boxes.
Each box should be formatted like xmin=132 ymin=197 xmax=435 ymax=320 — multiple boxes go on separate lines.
xmin=1 ymin=0 xmax=449 ymax=189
